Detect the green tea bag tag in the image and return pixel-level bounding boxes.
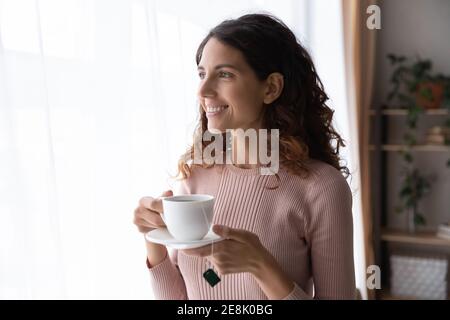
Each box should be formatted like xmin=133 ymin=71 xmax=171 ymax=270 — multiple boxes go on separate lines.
xmin=203 ymin=268 xmax=221 ymax=287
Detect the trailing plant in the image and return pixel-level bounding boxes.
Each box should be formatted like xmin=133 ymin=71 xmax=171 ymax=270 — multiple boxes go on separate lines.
xmin=386 ymin=54 xmax=450 ymax=231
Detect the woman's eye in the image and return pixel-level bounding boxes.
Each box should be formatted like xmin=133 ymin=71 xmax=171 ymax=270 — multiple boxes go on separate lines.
xmin=198 ymin=71 xmax=232 ymax=79
xmin=219 ymin=71 xmax=232 ymax=78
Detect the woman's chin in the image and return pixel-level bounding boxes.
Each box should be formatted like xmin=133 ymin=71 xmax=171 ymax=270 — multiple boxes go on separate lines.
xmin=207 ymin=124 xmax=226 ymax=133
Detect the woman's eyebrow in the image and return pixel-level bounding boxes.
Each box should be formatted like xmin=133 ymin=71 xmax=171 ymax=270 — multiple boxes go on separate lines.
xmin=197 ymin=64 xmax=240 ymax=71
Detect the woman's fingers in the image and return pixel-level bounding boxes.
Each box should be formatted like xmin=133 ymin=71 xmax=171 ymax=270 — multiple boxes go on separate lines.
xmin=182 ymin=245 xmax=213 ymax=257
xmin=139 ymin=197 xmax=163 ymax=213
xmin=134 ymin=191 xmax=172 ymax=233
xmin=139 ymin=190 xmax=172 ymax=213
xmin=133 ymin=206 xmax=165 ymax=231
xmin=141 ymin=207 xmax=165 ymax=227
xmin=136 ymin=223 xmax=153 ymax=234
xmin=212 ymin=225 xmax=259 ymax=244
xmin=134 ymin=216 xmax=156 ymax=228
xmin=182 ymin=241 xmax=232 ymax=257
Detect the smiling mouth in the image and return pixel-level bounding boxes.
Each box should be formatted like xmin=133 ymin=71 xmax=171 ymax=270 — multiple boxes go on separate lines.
xmin=205 ymin=105 xmax=229 ymax=117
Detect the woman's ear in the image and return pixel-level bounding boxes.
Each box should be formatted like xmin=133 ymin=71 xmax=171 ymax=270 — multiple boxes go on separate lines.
xmin=263 ymin=72 xmax=284 ymax=104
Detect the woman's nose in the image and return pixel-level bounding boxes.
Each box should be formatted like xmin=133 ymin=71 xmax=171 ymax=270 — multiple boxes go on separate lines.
xmin=198 ymin=78 xmax=216 ymax=98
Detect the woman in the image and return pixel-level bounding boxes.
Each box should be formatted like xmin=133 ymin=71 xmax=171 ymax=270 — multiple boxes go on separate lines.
xmin=133 ymin=13 xmax=355 ymax=300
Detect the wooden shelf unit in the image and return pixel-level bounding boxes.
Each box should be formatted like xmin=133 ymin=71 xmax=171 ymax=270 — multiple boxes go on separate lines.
xmin=380 ymin=288 xmax=450 ymax=300
xmin=369 ymin=144 xmax=450 ymax=152
xmin=369 ymin=108 xmax=449 ymax=116
xmin=381 ymin=229 xmax=450 ymax=247
xmin=371 ymin=105 xmax=450 ymax=300
xmin=379 ymin=230 xmax=450 ymax=300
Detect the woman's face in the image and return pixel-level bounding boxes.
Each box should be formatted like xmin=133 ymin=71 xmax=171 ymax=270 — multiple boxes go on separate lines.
xmin=197 ymin=38 xmax=267 ymax=132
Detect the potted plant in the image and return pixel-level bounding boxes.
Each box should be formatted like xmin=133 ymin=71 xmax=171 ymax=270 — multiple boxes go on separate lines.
xmin=386 ymin=54 xmax=450 ymax=232
xmin=388 ymin=55 xmax=450 ymax=130
xmin=396 ymin=167 xmax=433 ymax=233
xmin=416 ymin=81 xmax=444 ymax=110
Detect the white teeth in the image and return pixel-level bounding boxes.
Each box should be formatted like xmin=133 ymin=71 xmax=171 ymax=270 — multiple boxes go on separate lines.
xmin=206 ymin=105 xmax=228 ymax=113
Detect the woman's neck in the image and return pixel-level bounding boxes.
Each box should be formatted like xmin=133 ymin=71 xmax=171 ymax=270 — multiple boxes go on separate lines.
xmin=230 ymin=130 xmax=261 ymax=169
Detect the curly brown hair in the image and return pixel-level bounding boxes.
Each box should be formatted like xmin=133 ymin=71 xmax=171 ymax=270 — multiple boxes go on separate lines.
xmin=177 ymin=13 xmax=349 ymax=179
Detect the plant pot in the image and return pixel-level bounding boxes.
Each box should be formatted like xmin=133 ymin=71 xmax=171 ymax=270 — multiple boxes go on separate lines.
xmin=415 ymin=81 xmax=444 ymax=109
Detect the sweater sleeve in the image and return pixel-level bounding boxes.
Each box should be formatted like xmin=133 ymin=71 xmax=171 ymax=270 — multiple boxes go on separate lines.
xmin=147 ymin=248 xmax=188 ymax=300
xmin=305 ymin=172 xmax=356 ymax=300
xmin=146 ymin=179 xmax=190 ymax=300
xmin=281 ymin=282 xmax=313 ymax=300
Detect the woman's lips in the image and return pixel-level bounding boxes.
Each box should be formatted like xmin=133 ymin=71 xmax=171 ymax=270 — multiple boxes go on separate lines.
xmin=206 ymin=105 xmax=229 ymax=117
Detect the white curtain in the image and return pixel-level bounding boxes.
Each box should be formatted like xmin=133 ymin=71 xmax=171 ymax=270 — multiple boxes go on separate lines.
xmin=0 ymin=0 xmax=366 ymax=299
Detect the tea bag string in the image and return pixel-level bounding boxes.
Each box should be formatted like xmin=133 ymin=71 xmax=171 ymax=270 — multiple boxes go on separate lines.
xmin=201 ymin=203 xmax=214 ymax=267
xmin=200 ymin=202 xmax=221 ymax=287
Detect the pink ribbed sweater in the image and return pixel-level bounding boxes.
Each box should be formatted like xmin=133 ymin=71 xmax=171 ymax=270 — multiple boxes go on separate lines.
xmin=147 ymin=159 xmax=356 ymax=300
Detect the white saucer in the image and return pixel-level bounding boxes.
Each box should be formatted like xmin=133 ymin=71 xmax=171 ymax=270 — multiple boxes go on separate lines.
xmin=145 ymin=227 xmax=225 ymax=249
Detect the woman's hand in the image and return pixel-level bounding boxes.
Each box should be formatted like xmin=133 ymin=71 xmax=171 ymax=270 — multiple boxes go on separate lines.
xmin=182 ymin=224 xmax=295 ymax=299
xmin=134 ymin=190 xmax=173 ymax=268
xmin=182 ymin=225 xmax=271 ymax=275
xmin=133 ymin=190 xmax=172 ymax=233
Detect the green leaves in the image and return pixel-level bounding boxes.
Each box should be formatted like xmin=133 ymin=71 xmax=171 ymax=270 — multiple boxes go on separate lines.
xmin=414 ymin=213 xmax=426 ymax=226
xmin=403 ymin=152 xmax=413 ymax=163
xmin=387 ymin=54 xmax=406 ymax=65
xmin=387 ymin=53 xmax=450 ymax=228
xmin=412 ymin=60 xmax=432 ymax=80
xmin=397 ymin=168 xmax=432 ymax=228
xmin=419 ymin=86 xmax=433 ymax=101
xmin=386 ymin=53 xmax=434 ymax=109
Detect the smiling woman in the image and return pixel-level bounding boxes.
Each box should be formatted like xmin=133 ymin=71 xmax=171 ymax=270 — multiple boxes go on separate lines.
xmin=133 ymin=13 xmax=356 ymax=300
xmin=195 ymin=38 xmax=278 ymax=132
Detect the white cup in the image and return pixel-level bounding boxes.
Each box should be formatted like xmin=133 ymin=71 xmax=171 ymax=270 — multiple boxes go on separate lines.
xmin=161 ymin=194 xmax=215 ymax=241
